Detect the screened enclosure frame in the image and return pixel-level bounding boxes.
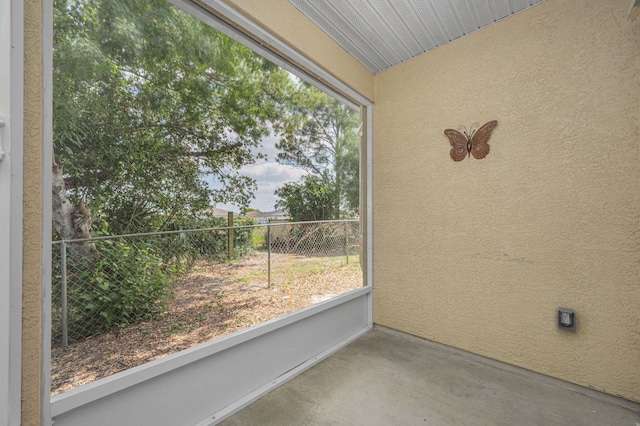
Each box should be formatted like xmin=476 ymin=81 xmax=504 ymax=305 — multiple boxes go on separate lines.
xmin=42 ymin=1 xmax=374 ymax=425
xmin=1 ymin=1 xmax=24 ymax=425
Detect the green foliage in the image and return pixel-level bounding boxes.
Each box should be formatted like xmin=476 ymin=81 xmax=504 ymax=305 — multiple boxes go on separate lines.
xmin=51 ymin=0 xmax=361 ymax=340
xmin=252 ymin=226 xmax=267 ymax=249
xmin=275 ymin=176 xmax=338 ymax=222
xmin=275 ymin=83 xmax=361 ymax=220
xmin=53 ymin=215 xmax=257 ymax=342
xmin=165 ymin=217 xmax=255 ymax=261
xmin=160 ymin=215 xmax=256 ymax=261
xmin=64 ymin=239 xmax=176 ymax=340
xmin=53 ymin=0 xmax=294 ymax=234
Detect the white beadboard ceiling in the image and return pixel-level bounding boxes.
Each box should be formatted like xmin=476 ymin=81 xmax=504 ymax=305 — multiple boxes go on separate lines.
xmin=289 ymin=0 xmax=546 ymax=74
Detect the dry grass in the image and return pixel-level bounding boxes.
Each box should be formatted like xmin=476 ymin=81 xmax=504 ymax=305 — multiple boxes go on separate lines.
xmin=50 ymin=251 xmax=362 ymax=395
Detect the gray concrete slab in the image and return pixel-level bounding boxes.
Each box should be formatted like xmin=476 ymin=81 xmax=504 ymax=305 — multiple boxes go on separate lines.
xmin=220 ymin=327 xmax=640 ymax=426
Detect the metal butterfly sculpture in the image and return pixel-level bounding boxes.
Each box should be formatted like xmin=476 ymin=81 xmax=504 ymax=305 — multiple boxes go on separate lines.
xmin=444 ymin=120 xmax=498 ymax=162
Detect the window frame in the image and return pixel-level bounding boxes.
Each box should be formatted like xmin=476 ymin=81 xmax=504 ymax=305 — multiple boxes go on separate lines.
xmin=1 ymin=1 xmax=24 ymax=425
xmin=44 ymin=1 xmax=373 ymax=424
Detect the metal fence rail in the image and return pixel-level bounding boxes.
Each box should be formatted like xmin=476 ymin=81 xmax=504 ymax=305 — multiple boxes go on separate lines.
xmin=51 ymin=220 xmax=360 ymax=347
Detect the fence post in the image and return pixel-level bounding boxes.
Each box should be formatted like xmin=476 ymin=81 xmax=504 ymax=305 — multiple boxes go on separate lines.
xmin=228 ymin=212 xmax=234 ymax=260
xmin=344 ymin=221 xmax=349 ymax=265
xmin=60 ymin=242 xmax=69 ymax=347
xmin=267 ymin=224 xmax=271 ymax=288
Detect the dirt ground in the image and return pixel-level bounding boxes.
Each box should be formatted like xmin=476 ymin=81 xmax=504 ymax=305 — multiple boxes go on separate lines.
xmin=50 ymin=251 xmax=362 ymax=395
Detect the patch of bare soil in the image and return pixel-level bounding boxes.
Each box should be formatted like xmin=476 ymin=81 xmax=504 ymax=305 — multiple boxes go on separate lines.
xmin=50 ymin=251 xmax=362 ymax=395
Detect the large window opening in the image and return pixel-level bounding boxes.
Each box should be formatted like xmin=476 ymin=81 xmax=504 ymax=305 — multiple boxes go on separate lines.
xmin=50 ymin=0 xmax=365 ymax=396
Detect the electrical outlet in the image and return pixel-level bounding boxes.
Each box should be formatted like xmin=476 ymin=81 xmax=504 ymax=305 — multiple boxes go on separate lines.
xmin=557 ymin=307 xmax=576 ymax=332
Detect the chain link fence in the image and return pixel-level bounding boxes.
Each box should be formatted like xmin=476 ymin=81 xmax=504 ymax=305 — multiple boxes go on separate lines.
xmin=51 ymin=220 xmax=360 ymax=347
xmin=267 ymin=220 xmax=359 ymax=288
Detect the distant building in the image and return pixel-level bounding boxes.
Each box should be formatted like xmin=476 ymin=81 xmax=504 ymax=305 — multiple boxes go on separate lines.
xmin=207 ymin=208 xmax=287 ymax=224
xmin=253 ymin=209 xmax=289 ymax=224
xmin=244 ymin=211 xmax=260 ymax=221
xmin=209 ymin=207 xmax=237 ymax=218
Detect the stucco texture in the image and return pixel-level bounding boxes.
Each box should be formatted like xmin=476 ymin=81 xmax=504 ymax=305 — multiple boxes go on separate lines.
xmin=373 ymin=0 xmax=640 ymax=402
xmin=22 ymin=0 xmax=44 ymax=424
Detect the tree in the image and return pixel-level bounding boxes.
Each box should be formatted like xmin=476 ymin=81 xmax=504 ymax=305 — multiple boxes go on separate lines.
xmin=275 ymin=176 xmax=338 ymax=222
xmin=53 ymin=0 xmax=292 ymax=244
xmin=275 ymin=83 xmax=360 ymax=220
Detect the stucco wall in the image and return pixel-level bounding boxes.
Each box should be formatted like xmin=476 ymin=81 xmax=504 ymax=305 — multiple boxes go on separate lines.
xmin=221 ymin=0 xmax=374 ymax=101
xmin=22 ymin=0 xmax=44 ymax=424
xmin=373 ymin=0 xmax=640 ymax=402
xmin=18 ymin=0 xmax=639 ymax=422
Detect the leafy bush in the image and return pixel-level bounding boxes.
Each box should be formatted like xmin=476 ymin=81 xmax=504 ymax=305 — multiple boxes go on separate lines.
xmin=52 ymin=215 xmax=258 ymax=343
xmin=64 ymin=239 xmax=176 ymax=340
xmin=161 ymin=215 xmax=256 ymax=261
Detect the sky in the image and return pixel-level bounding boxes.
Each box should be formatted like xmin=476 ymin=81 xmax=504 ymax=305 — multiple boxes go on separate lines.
xmin=204 ymin=132 xmax=307 ymax=213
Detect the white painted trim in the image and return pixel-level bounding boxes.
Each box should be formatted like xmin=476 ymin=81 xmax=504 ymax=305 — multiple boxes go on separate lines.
xmin=42 ymin=0 xmax=54 ymax=424
xmin=0 ymin=1 xmax=23 ymax=425
xmin=47 ymin=1 xmax=375 ymax=424
xmin=168 ymin=0 xmax=366 ymax=111
xmin=366 ymin=104 xmax=374 ymax=327
xmin=196 ymin=325 xmax=372 ymax=425
xmin=201 ymin=0 xmax=371 ymax=105
xmin=51 ymin=286 xmax=371 ymax=416
xmin=51 ymin=291 xmax=371 ymax=426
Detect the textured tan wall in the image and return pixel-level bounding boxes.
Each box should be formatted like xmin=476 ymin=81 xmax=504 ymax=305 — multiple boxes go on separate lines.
xmin=22 ymin=0 xmax=44 ymax=424
xmin=221 ymin=0 xmax=374 ymax=101
xmin=373 ymin=0 xmax=640 ymax=402
xmin=17 ymin=0 xmax=639 ymax=420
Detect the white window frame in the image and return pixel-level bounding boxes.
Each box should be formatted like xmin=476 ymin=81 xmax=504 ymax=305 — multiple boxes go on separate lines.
xmin=0 ymin=1 xmax=24 ymax=425
xmin=44 ymin=1 xmax=374 ymax=425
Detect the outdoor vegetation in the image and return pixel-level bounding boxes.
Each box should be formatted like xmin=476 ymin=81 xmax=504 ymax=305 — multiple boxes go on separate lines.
xmin=53 ymin=0 xmax=360 ymax=243
xmin=52 ymin=224 xmax=362 ymax=395
xmin=51 ymin=0 xmax=363 ymax=393
xmin=275 ymin=83 xmax=361 ymax=221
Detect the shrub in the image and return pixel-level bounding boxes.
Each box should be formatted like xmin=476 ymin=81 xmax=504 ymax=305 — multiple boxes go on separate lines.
xmin=52 ymin=216 xmax=257 ymax=343
xmin=161 ymin=215 xmax=256 ymax=261
xmin=64 ymin=238 xmax=175 ymax=340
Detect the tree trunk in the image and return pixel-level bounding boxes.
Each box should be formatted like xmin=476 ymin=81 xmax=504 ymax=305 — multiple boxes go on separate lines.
xmin=52 ymin=155 xmax=95 ymax=262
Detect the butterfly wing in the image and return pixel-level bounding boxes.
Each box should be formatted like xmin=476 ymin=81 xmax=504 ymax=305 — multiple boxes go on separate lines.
xmin=470 ymin=120 xmax=497 ymax=160
xmin=444 ymin=129 xmax=469 ymax=162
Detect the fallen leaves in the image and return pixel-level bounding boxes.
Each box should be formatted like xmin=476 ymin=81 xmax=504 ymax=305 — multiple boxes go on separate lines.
xmin=51 ymin=251 xmax=362 ymax=395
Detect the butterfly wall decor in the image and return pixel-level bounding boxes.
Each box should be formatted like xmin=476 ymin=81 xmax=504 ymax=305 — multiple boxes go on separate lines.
xmin=444 ymin=120 xmax=498 ymax=162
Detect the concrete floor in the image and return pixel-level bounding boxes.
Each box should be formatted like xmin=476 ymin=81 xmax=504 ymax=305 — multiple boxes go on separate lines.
xmin=220 ymin=326 xmax=640 ymax=426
